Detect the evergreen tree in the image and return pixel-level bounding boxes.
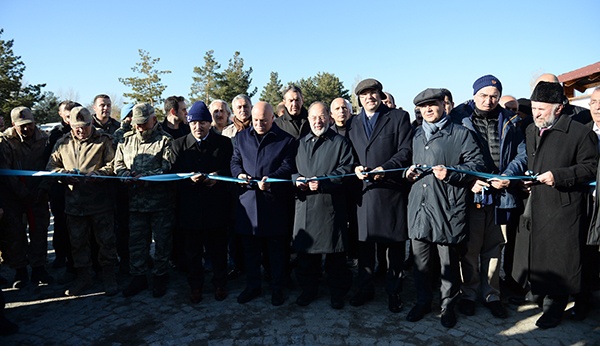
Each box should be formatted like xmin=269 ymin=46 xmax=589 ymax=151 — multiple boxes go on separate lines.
xmin=213 ymin=51 xmax=257 ymax=103
xmin=260 ymin=71 xmax=284 ymax=106
xmin=189 ymin=50 xmax=220 ymax=103
xmin=118 ymin=49 xmax=171 ymax=113
xmin=0 ymin=29 xmax=45 ymax=122
xmin=33 ymin=91 xmax=61 ymax=124
xmin=294 ymin=72 xmax=349 ymax=107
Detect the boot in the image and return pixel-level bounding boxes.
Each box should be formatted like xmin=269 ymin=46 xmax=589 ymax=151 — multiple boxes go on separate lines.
xmin=65 ymin=268 xmax=93 ymax=296
xmin=12 ymin=268 xmax=29 ymax=289
xmin=31 ymin=266 xmax=54 ymax=285
xmin=102 ymin=266 xmax=119 ymax=296
xmin=123 ymin=275 xmax=148 ymax=297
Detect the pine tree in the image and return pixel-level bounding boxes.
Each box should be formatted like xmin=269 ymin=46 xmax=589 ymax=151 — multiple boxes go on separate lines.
xmin=294 ymin=72 xmax=349 ymax=107
xmin=213 ymin=51 xmax=257 ymax=103
xmin=0 ymin=29 xmax=46 ymax=122
xmin=118 ymin=49 xmax=171 ymax=113
xmin=260 ymin=71 xmax=284 ymax=107
xmin=189 ymin=50 xmax=220 ymax=104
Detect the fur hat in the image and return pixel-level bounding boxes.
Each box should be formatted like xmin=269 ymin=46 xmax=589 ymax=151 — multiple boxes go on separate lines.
xmin=530 ymin=81 xmax=564 ymax=104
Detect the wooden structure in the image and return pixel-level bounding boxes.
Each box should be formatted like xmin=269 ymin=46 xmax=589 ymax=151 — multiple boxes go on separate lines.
xmin=558 ymin=61 xmax=600 ymax=99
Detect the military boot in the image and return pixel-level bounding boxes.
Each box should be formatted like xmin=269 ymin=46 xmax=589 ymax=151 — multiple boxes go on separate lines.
xmin=65 ymin=268 xmax=93 ymax=296
xmin=102 ymin=266 xmax=119 ymax=296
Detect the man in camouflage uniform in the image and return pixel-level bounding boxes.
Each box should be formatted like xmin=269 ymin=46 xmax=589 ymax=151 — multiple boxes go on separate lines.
xmin=47 ymin=106 xmax=118 ymax=296
xmin=114 ymin=103 xmax=174 ymax=298
xmin=0 ymin=107 xmax=53 ymax=288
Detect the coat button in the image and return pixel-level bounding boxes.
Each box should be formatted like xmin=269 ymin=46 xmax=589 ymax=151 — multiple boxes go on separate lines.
xmin=425 ymin=146 xmax=429 ymax=150
xmin=422 ymin=184 xmax=427 ymax=188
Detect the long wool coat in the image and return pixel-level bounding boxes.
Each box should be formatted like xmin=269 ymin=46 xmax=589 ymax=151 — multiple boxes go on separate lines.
xmin=230 ymin=123 xmax=297 ymax=237
xmin=292 ymin=129 xmax=354 ymax=254
xmin=347 ymin=104 xmax=413 ymax=242
xmin=512 ymin=114 xmax=597 ymax=295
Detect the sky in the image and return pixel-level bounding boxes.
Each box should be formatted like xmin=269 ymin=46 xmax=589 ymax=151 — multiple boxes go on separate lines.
xmin=1 ymin=0 xmax=599 ymax=120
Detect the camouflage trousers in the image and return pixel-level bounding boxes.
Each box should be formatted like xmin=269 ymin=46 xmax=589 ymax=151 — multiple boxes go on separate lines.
xmin=129 ymin=211 xmax=173 ymax=276
xmin=0 ymin=200 xmax=49 ymax=269
xmin=66 ymin=210 xmax=117 ymax=269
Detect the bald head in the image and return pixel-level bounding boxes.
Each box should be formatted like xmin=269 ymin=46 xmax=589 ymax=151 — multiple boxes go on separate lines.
xmin=252 ymin=101 xmax=275 ymax=135
xmin=500 ymin=95 xmax=519 ymax=113
xmin=330 ymin=97 xmax=350 ymax=126
xmin=536 ymin=73 xmax=560 ymax=85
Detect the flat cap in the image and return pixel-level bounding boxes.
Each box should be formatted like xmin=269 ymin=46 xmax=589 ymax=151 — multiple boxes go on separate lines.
xmin=11 ymin=106 xmax=35 ymax=126
xmin=69 ymin=106 xmax=93 ymax=127
xmin=131 ymin=103 xmax=155 ymax=125
xmin=413 ymin=88 xmax=445 ymax=106
xmin=355 ymin=78 xmax=387 ymax=100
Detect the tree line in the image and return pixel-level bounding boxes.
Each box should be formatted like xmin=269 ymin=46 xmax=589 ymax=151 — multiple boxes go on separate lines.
xmin=0 ymin=29 xmax=350 ymax=124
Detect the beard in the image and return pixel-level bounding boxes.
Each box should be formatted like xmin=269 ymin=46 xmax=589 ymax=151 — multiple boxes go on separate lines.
xmin=311 ymin=125 xmax=328 ymax=137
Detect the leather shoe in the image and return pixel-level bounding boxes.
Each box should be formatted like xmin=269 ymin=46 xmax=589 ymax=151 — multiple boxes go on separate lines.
xmin=567 ymin=304 xmax=590 ymax=321
xmin=349 ymin=290 xmax=374 ymax=307
xmin=271 ymin=290 xmax=285 ymax=306
xmin=388 ymin=293 xmax=403 ymax=313
xmin=485 ymin=301 xmax=507 ymax=319
xmin=440 ymin=308 xmax=457 ymax=328
xmin=458 ymin=299 xmax=475 ymax=316
xmin=190 ymin=288 xmax=202 ymax=304
xmin=237 ymin=287 xmax=261 ymax=304
xmin=406 ymin=304 xmax=432 ymax=322
xmin=535 ymin=312 xmax=561 ymax=329
xmin=296 ymin=292 xmax=317 ymax=307
xmin=214 ymin=286 xmax=227 ymax=301
xmin=331 ymin=296 xmax=344 ymax=310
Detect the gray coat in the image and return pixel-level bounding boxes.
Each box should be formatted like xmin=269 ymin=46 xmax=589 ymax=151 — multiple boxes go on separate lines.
xmin=292 ymin=129 xmax=354 ymax=253
xmin=408 ymin=121 xmax=485 ymax=244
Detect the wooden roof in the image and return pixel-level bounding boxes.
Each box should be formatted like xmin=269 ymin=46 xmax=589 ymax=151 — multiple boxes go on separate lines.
xmin=558 ymin=61 xmax=600 ymax=98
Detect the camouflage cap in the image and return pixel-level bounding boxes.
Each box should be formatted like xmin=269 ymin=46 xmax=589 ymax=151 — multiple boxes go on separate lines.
xmin=11 ymin=106 xmax=35 ymax=126
xmin=69 ymin=106 xmax=93 ymax=127
xmin=132 ymin=103 xmax=155 ymax=125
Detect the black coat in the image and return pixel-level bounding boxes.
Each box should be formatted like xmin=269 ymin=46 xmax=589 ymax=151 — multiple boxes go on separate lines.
xmin=171 ymin=131 xmax=233 ymax=231
xmin=274 ymin=107 xmax=310 ymax=140
xmin=408 ymin=121 xmax=485 ymax=244
xmin=292 ymin=129 xmax=354 ymax=253
xmin=513 ymin=114 xmax=598 ymax=295
xmin=347 ymin=104 xmax=412 ymax=242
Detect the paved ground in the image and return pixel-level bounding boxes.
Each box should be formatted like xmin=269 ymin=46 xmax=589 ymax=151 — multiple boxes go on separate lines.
xmin=1 ymin=228 xmax=599 ymax=345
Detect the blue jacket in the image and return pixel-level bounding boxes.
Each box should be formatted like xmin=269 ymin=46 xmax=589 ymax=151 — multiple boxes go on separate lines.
xmin=451 ymin=101 xmax=527 ymax=216
xmin=230 ymin=123 xmax=297 ymax=236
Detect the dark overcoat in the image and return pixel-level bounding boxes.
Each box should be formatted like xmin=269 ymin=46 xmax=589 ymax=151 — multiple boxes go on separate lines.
xmin=512 ymin=114 xmax=598 ymax=295
xmin=347 ymin=104 xmax=412 ymax=242
xmin=408 ymin=121 xmax=485 ymax=244
xmin=171 ymin=131 xmax=233 ymax=231
xmin=230 ymin=123 xmax=297 ymax=237
xmin=292 ymin=129 xmax=354 ymax=253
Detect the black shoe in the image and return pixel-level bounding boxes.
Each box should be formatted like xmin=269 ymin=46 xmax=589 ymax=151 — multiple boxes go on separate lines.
xmin=535 ymin=312 xmax=561 ymax=329
xmin=458 ymin=299 xmax=475 ymax=316
xmin=331 ymin=296 xmax=344 ymax=310
xmin=190 ymin=288 xmax=203 ymax=304
xmin=271 ymin=290 xmax=285 ymax=306
xmin=349 ymin=290 xmax=374 ymax=307
xmin=406 ymin=304 xmax=432 ymax=322
xmin=31 ymin=266 xmax=54 ymax=285
xmin=441 ymin=308 xmax=457 ymax=328
xmin=567 ymin=303 xmax=590 ymax=321
xmin=12 ymin=268 xmax=29 ymax=289
xmin=237 ymin=287 xmax=261 ymax=304
xmin=388 ymin=293 xmax=403 ymax=313
xmin=214 ymin=286 xmax=228 ymax=301
xmin=296 ymin=291 xmax=317 ymax=307
xmin=508 ymin=295 xmax=542 ymax=308
xmin=123 ymin=275 xmax=148 ymax=297
xmin=52 ymin=256 xmax=66 ymax=269
xmin=152 ymin=274 xmax=168 ymax=298
xmin=485 ymin=301 xmax=507 ymax=319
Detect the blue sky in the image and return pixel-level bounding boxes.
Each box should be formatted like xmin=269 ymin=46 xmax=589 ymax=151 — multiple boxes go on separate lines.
xmin=1 ymin=0 xmax=598 ymax=118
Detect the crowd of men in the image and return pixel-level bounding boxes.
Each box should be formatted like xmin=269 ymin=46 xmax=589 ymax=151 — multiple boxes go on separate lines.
xmin=0 ymin=74 xmax=599 ymax=335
